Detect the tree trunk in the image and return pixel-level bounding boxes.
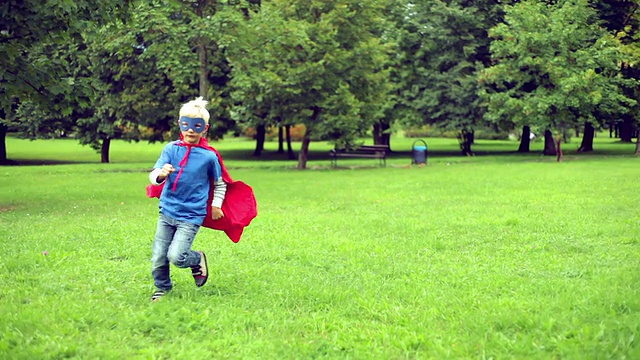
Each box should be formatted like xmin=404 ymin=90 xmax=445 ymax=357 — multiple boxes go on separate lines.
xmin=297 ymin=108 xmax=319 ymax=169
xmin=556 ymin=136 xmax=563 ymax=162
xmin=458 ymin=130 xmax=473 ymax=156
xmin=0 ymin=122 xmax=8 ymax=165
xmin=373 ymin=123 xmax=382 ymax=144
xmin=198 ymin=41 xmax=208 ymax=98
xmin=101 ymin=138 xmax=111 ymax=163
xmin=635 ymin=136 xmax=640 ymax=156
xmin=518 ymin=125 xmax=531 ymax=153
xmin=577 ymin=122 xmax=594 ymax=152
xmin=196 ymin=2 xmax=209 ymax=99
xmin=543 ymin=129 xmax=557 ymax=155
xmin=297 ymin=130 xmax=311 ymax=169
xmin=373 ymin=121 xmax=391 ymax=147
xmin=619 ymin=115 xmax=634 ymax=142
xmin=286 ymin=125 xmax=296 ymax=160
xmin=277 ymin=125 xmax=284 ymax=154
xmin=253 ymin=124 xmax=265 ymax=156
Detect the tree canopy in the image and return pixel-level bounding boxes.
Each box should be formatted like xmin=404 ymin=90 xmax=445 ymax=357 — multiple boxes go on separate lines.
xmin=479 ymin=0 xmax=636 ymax=147
xmin=226 ymin=0 xmax=393 ymax=169
xmin=2 ymin=0 xmax=639 ymax=164
xmin=0 ymin=0 xmax=130 ymax=163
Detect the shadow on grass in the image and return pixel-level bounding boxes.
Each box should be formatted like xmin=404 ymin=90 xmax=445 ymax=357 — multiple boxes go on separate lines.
xmin=1 ymin=159 xmax=91 ymax=166
xmin=3 ymin=142 xmax=637 ymax=166
xmin=217 ymin=147 xmax=636 ymax=161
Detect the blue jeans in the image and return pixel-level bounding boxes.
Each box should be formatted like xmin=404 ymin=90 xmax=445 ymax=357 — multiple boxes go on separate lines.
xmin=151 ymin=213 xmax=202 ymax=291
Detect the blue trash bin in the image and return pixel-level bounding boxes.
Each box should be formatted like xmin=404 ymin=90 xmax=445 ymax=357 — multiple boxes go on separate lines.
xmin=412 ymin=139 xmax=428 ymax=164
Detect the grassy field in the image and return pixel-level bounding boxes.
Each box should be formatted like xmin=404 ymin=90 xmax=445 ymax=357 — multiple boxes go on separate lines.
xmin=0 ymin=135 xmax=639 ymax=359
xmin=4 ymin=133 xmax=638 ymax=167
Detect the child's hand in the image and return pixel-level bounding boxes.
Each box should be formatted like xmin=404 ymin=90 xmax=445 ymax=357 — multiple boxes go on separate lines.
xmin=160 ymin=163 xmax=175 ymax=176
xmin=157 ymin=164 xmax=175 ymax=181
xmin=211 ymin=207 xmax=224 ymax=220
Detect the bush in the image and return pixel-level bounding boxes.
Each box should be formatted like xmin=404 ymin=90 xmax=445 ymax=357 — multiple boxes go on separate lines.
xmin=242 ymin=125 xmax=307 ymax=141
xmin=404 ymin=125 xmax=510 ymax=140
xmin=404 ymin=125 xmax=458 ymax=138
xmin=137 ymin=126 xmax=172 ymax=142
xmin=474 ymin=130 xmax=510 ymax=141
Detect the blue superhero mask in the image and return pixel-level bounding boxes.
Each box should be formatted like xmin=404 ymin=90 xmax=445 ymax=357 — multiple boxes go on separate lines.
xmin=179 ymin=116 xmax=207 ymax=133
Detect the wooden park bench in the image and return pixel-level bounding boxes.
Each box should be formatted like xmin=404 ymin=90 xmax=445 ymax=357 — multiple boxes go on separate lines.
xmin=329 ymin=144 xmax=390 ymax=167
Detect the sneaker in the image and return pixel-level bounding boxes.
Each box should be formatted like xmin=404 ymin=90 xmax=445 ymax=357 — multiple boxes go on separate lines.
xmin=191 ymin=251 xmax=208 ymax=287
xmin=151 ymin=289 xmax=167 ymax=302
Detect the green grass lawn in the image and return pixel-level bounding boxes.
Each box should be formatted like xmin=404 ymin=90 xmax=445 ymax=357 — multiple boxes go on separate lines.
xmin=0 ymin=136 xmax=639 ymax=359
xmin=4 ymin=133 xmax=638 ymax=168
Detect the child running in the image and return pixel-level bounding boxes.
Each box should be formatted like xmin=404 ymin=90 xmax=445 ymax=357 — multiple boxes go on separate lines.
xmin=148 ymin=97 xmax=227 ymax=301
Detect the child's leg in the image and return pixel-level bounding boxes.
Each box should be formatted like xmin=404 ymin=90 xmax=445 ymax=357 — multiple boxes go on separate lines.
xmin=151 ymin=214 xmax=177 ymax=291
xmin=167 ymin=221 xmax=209 ymax=287
xmin=166 ymin=220 xmax=201 ymax=268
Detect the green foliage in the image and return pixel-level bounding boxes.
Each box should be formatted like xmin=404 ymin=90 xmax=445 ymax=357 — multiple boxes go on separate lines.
xmin=76 ymin=0 xmax=242 ymax=150
xmin=0 ymin=0 xmax=130 ymax=116
xmin=2 ymin=0 xmax=249 ymax=162
xmin=391 ymin=0 xmax=501 ymax=133
xmin=601 ymin=0 xmax=640 ymax=129
xmin=226 ymin=0 xmax=394 ymax=167
xmin=480 ymin=0 xmax=637 ymax=134
xmin=143 ymin=0 xmax=239 ymax=138
xmin=3 ymin=0 xmax=639 ymax=164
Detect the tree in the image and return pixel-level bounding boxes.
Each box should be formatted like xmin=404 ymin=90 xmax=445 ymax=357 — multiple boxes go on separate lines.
xmin=393 ymin=0 xmax=505 ymax=155
xmin=226 ymin=0 xmax=392 ymax=169
xmin=518 ymin=125 xmax=532 ymax=153
xmin=12 ymin=41 xmax=95 ymax=145
xmin=0 ymin=0 xmax=129 ymax=164
xmin=4 ymin=0 xmax=250 ymax=163
xmin=589 ymin=0 xmax=640 ymax=149
xmin=480 ymin=0 xmax=637 ymax=155
xmin=595 ymin=0 xmax=640 ymax=152
xmin=92 ymin=0 xmax=239 ymax=146
xmin=87 ymin=0 xmax=248 ymax=162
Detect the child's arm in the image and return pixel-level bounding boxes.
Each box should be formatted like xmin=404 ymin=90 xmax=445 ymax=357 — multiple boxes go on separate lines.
xmin=211 ymin=178 xmax=227 ymax=220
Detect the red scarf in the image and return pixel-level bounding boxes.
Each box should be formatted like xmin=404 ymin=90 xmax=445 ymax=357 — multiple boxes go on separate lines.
xmin=146 ymin=136 xmax=257 ymax=243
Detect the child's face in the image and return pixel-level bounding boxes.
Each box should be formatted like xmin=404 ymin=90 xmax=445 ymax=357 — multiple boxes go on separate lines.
xmin=179 ymin=116 xmax=208 ymax=144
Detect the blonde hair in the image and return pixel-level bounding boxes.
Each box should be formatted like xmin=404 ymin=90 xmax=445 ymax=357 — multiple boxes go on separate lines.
xmin=179 ymin=97 xmax=210 ymax=124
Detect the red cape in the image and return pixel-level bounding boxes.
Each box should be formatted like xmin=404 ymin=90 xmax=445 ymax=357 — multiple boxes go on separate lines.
xmin=146 ymin=138 xmax=257 ymax=243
